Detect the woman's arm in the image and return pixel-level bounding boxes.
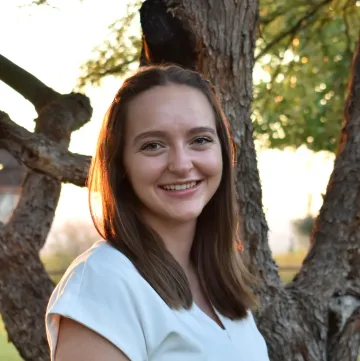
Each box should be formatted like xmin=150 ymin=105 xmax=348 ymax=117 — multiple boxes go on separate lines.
xmin=55 ymin=317 xmax=131 ymax=361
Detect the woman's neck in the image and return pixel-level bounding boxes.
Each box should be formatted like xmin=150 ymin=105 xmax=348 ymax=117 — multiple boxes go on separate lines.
xmin=143 ymin=214 xmax=196 ymax=271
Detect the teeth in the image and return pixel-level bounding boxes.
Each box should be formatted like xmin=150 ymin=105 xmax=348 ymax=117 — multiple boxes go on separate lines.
xmin=162 ymin=181 xmax=197 ymax=191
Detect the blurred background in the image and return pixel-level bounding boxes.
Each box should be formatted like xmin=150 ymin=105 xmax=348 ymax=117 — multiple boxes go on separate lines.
xmin=1 ymin=0 xmax=358 ymax=358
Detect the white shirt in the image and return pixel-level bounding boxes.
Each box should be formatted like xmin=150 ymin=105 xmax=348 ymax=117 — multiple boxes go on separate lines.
xmin=46 ymin=240 xmax=269 ymax=361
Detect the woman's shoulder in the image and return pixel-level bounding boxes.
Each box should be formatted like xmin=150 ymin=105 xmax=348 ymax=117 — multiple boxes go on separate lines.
xmin=62 ymin=240 xmax=137 ymax=282
xmin=67 ymin=239 xmax=136 ymax=275
xmin=48 ymin=240 xmax=144 ymax=310
xmin=45 ymin=240 xmax=149 ymax=361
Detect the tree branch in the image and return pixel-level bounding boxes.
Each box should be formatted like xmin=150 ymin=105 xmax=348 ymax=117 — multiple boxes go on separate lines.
xmin=0 ymin=84 xmax=92 ymax=361
xmin=255 ymin=0 xmax=332 ymax=62
xmin=140 ymin=0 xmax=197 ymax=69
xmin=342 ymin=4 xmax=353 ymax=60
xmin=0 ymin=111 xmax=90 ymax=187
xmin=78 ymin=57 xmax=138 ymax=88
xmin=329 ymin=303 xmax=360 ymax=361
xmin=260 ymin=2 xmax=300 ymax=26
xmin=34 ymin=93 xmax=93 ymax=138
xmin=290 ymin=34 xmax=360 ymax=301
xmin=0 ymin=54 xmax=60 ymax=112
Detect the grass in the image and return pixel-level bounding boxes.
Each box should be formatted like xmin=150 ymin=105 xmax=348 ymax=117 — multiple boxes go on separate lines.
xmin=274 ymin=249 xmax=307 ymax=265
xmin=0 ymin=315 xmax=22 ymax=361
xmin=274 ymin=249 xmax=307 ymax=284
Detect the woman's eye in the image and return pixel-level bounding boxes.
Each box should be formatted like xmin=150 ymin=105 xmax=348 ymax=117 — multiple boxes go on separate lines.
xmin=192 ymin=136 xmax=213 ymax=145
xmin=141 ymin=142 xmax=163 ymax=151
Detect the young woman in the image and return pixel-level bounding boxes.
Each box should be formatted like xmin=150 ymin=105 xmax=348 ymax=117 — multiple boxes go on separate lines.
xmin=45 ymin=65 xmax=269 ymax=361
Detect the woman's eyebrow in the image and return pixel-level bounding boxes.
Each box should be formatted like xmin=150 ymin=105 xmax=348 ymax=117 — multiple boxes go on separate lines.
xmin=132 ymin=126 xmax=216 ymax=146
xmin=187 ymin=126 xmax=216 ymax=136
xmin=132 ymin=130 xmax=166 ymax=145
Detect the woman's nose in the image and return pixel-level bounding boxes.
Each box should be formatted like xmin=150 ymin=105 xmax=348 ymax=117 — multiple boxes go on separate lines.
xmin=167 ymin=148 xmax=193 ymax=175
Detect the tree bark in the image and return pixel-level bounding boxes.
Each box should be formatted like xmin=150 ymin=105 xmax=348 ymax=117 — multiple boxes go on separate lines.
xmin=292 ymin=35 xmax=360 ymax=360
xmin=0 ymin=111 xmax=90 ymax=187
xmin=0 ymin=57 xmax=92 ymax=360
xmin=0 ymin=55 xmax=59 ymax=113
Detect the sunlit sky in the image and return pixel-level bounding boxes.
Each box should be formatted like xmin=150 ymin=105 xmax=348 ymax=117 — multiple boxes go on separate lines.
xmin=0 ymin=0 xmax=335 ymax=253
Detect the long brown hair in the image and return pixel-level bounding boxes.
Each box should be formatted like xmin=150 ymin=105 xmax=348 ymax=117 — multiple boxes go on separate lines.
xmin=88 ymin=64 xmax=257 ymax=319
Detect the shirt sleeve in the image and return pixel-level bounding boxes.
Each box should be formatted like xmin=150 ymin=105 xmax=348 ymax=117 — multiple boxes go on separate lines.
xmin=45 ymin=254 xmax=147 ymax=361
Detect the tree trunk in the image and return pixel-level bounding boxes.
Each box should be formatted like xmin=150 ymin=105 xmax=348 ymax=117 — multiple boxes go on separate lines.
xmin=140 ymin=1 xmax=360 ymax=360
xmin=0 ymin=56 xmax=92 ymax=361
xmin=1 ymin=0 xmax=360 ymax=360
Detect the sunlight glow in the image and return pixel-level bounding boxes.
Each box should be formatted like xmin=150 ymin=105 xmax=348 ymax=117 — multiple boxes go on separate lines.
xmin=279 ymin=114 xmax=288 ymax=124
xmin=290 ymin=76 xmax=297 ymax=88
xmin=334 ymin=55 xmax=343 ymax=62
xmin=325 ymin=91 xmax=334 ymax=100
xmin=292 ymin=38 xmax=300 ymax=47
xmin=253 ymin=62 xmax=271 ymax=84
xmin=277 ymin=128 xmax=285 ymax=139
xmin=1 ymin=0 xmax=337 ymax=255
xmin=283 ymin=49 xmax=295 ymax=64
xmin=276 ymin=73 xmax=285 ymax=83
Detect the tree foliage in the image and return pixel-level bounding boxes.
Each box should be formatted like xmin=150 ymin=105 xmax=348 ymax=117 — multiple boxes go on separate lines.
xmin=78 ymin=0 xmax=360 ymax=153
xmin=76 ymin=0 xmax=142 ymax=89
xmin=254 ymin=0 xmax=360 ymax=153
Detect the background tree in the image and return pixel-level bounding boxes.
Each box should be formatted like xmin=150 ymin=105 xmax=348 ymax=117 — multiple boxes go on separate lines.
xmin=41 ymin=220 xmax=100 ymax=282
xmin=1 ymin=1 xmax=360 ymax=361
xmin=79 ymin=0 xmax=360 ymax=154
xmin=254 ymin=0 xmax=360 ymax=153
xmin=76 ymin=0 xmax=142 ymax=88
xmin=291 ymin=194 xmax=316 ymax=250
xmin=0 ymin=53 xmax=92 ymax=361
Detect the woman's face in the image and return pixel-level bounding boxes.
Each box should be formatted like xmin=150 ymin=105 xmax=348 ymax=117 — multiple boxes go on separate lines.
xmin=123 ymin=84 xmax=223 ymax=226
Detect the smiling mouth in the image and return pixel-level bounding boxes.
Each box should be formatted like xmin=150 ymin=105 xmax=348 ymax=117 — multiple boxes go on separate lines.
xmin=159 ymin=180 xmax=202 ymax=191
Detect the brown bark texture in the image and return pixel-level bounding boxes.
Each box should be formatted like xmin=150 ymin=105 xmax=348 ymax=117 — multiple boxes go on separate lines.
xmin=0 ymin=0 xmax=360 ymax=360
xmin=0 ymin=54 xmax=92 ymax=361
xmin=0 ymin=110 xmax=90 ymax=187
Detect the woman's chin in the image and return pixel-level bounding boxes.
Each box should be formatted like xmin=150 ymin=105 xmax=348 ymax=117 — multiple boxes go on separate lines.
xmin=164 ymin=209 xmax=202 ymax=224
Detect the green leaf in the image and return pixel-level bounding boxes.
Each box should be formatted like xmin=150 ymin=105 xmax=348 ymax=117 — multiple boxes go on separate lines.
xmin=76 ymin=0 xmax=143 ymax=89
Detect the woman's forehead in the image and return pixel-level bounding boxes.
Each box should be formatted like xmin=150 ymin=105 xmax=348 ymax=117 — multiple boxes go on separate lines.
xmin=125 ymin=84 xmax=215 ymax=135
